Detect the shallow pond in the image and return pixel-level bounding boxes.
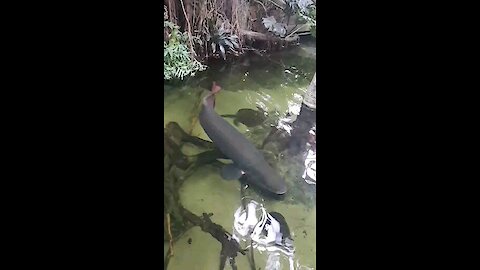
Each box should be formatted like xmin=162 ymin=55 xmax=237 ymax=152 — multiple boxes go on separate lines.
xmin=164 ymin=42 xmax=316 ymax=270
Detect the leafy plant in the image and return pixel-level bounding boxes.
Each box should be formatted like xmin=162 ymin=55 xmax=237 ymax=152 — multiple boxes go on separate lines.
xmin=210 ymin=22 xmax=240 ymax=60
xmin=164 ymin=20 xmax=206 ymax=80
xmin=286 ymin=0 xmax=314 ymax=14
xmin=287 ymin=0 xmax=316 ymax=37
xmin=262 ymin=16 xmax=287 ymax=37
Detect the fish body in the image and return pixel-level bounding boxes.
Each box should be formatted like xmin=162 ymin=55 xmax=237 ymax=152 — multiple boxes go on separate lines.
xmin=199 ymin=83 xmax=287 ymax=195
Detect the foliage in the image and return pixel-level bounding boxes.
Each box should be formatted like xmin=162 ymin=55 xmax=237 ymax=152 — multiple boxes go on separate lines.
xmin=286 ymin=0 xmax=314 ymax=14
xmin=288 ymin=0 xmax=316 ymax=37
xmin=209 ymin=22 xmax=241 ymax=60
xmin=164 ymin=20 xmax=206 ymax=80
xmin=299 ymin=6 xmax=316 ymax=37
xmin=259 ymin=0 xmax=316 ymax=38
xmin=165 ymin=0 xmax=246 ymax=61
xmin=262 ymin=16 xmax=287 ymax=37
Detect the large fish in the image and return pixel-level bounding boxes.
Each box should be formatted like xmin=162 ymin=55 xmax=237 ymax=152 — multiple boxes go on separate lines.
xmin=199 ymin=82 xmax=287 ymax=195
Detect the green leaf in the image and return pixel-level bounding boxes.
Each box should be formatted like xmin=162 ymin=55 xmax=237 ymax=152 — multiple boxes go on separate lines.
xmin=211 ymin=43 xmax=216 ymax=53
xmin=230 ymin=39 xmax=239 ymax=49
xmin=262 ymin=16 xmax=276 ymax=31
xmin=223 ymin=39 xmax=233 ymax=50
xmin=219 ymin=44 xmax=226 ymax=60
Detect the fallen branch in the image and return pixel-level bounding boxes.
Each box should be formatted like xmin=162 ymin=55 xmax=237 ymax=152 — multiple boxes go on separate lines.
xmin=239 ymin=29 xmax=298 ymax=43
xmin=285 ymin=24 xmax=310 ymax=39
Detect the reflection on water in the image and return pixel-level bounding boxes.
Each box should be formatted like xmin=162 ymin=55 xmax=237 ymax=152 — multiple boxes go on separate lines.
xmin=232 ymin=198 xmax=315 ymax=270
xmin=233 ymin=200 xmax=297 ymax=270
xmin=302 ymin=149 xmax=316 ymax=185
xmin=164 ymin=45 xmax=316 ymax=269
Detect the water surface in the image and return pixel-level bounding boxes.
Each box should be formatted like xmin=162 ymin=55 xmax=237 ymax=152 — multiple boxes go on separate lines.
xmin=164 ymin=43 xmax=316 ymax=270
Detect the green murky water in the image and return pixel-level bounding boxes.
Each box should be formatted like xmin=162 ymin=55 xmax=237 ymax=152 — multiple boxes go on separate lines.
xmin=164 ymin=43 xmax=316 ymax=270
